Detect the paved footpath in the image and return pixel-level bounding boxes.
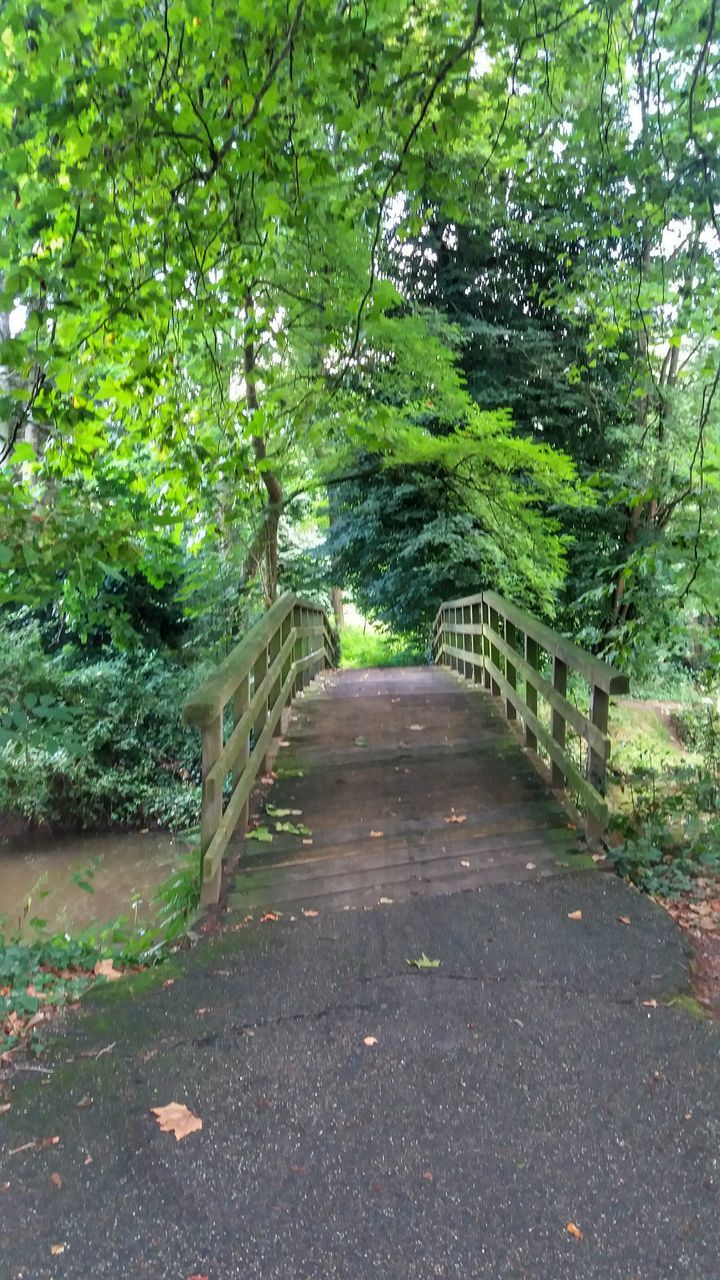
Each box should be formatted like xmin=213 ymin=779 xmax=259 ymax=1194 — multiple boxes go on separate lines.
xmin=1 ymin=874 xmax=719 ymax=1279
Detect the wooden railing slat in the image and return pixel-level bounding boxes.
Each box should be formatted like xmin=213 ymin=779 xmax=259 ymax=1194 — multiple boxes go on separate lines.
xmin=433 ymin=588 xmax=626 ymax=843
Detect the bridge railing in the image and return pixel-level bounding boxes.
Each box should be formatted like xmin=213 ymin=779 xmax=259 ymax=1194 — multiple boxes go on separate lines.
xmin=432 ymin=590 xmax=629 ymax=844
xmin=183 ymin=592 xmax=336 ymax=903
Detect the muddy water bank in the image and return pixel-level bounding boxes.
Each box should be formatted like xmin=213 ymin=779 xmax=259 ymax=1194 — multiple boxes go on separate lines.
xmin=0 ymin=830 xmax=194 ymax=936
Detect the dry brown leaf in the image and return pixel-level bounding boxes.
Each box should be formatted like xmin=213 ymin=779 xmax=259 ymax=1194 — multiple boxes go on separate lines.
xmin=567 ymin=910 xmax=583 ymax=921
xmin=566 ymin=1222 xmax=584 ymax=1240
xmin=460 ymin=859 xmax=471 ymax=869
xmin=422 ymin=1170 xmax=433 ymax=1182
xmin=363 ymin=1036 xmax=378 ymax=1046
xmin=642 ymin=999 xmax=658 ymax=1008
xmin=196 ymin=1008 xmax=209 ymax=1016
xmin=93 ymin=958 xmax=124 ymax=982
xmin=525 ymin=862 xmax=536 ymax=870
xmin=618 ymin=916 xmax=631 ymax=926
xmin=50 ymin=1244 xmax=65 ymax=1256
xmin=370 ymin=830 xmax=384 ymax=838
xmin=50 ymin=1172 xmax=63 ymax=1190
xmin=302 ymin=909 xmax=319 ymax=918
xmin=163 ymin=979 xmax=175 ymax=988
xmin=444 ymin=814 xmax=467 ymax=824
xmin=0 ymin=1103 xmax=10 ymax=1114
xmin=591 ymin=852 xmax=606 ymax=863
xmin=0 ymin=1183 xmax=9 ymax=1192
xmin=84 ymin=1155 xmax=93 ymax=1165
xmin=151 ymin=1102 xmax=203 ymax=1141
xmin=301 ymin=838 xmax=313 ymax=845
xmin=260 ymin=911 xmax=280 ymax=923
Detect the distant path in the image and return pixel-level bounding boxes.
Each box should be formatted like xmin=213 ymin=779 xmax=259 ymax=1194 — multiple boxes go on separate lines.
xmin=229 ymin=665 xmax=591 ymax=916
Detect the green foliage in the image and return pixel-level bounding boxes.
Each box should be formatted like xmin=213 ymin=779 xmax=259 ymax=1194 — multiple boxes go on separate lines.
xmin=0 ymin=933 xmax=100 ymax=1052
xmin=608 ymin=700 xmax=720 ymax=898
xmin=0 ymin=615 xmax=203 ymax=830
xmin=338 ymin=622 xmax=423 ymax=669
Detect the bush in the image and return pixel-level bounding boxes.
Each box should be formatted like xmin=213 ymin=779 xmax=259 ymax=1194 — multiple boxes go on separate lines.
xmin=0 ymin=616 xmax=205 ymax=831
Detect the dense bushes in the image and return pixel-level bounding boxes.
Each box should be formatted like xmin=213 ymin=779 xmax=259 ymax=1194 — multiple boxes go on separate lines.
xmin=0 ymin=615 xmax=204 ymax=831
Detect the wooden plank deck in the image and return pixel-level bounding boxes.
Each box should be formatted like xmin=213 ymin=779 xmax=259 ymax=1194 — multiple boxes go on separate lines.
xmin=227 ymin=665 xmax=595 ymax=915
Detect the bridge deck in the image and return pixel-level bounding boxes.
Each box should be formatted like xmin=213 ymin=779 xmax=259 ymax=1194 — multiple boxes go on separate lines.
xmin=228 ymin=666 xmax=595 ymax=915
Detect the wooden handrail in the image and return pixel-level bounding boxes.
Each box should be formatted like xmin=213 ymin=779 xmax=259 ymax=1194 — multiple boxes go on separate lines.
xmin=183 ymin=592 xmax=335 ymax=903
xmin=433 ymin=590 xmax=629 ymax=844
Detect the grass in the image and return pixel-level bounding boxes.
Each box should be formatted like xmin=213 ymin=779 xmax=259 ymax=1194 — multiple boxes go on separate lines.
xmin=338 ymin=622 xmax=424 ymax=669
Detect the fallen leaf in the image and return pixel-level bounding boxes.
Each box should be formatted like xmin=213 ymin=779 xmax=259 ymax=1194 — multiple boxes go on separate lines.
xmin=407 ymin=953 xmax=441 ymax=969
xmin=75 ymin=1096 xmax=93 ymax=1109
xmin=363 ymin=1036 xmax=378 ymax=1046
xmin=290 ymin=1164 xmax=307 ymax=1173
xmin=260 ymin=911 xmax=280 ymax=923
xmin=378 ymin=896 xmax=394 ymax=905
xmin=525 ymin=861 xmax=536 ymax=870
xmin=163 ymin=978 xmax=175 ymax=988
xmin=370 ymin=830 xmax=384 ymax=838
xmin=460 ymin=859 xmax=471 ymax=869
xmin=444 ymin=813 xmax=467 ymax=824
xmin=422 ymin=1170 xmax=433 ymax=1182
xmin=196 ymin=1008 xmax=209 ymax=1016
xmin=566 ymin=1222 xmax=583 ymax=1240
xmin=186 ymin=1275 xmax=209 ymax=1280
xmin=0 ymin=1103 xmax=10 ymax=1114
xmin=302 ymin=909 xmax=319 ymax=918
xmin=567 ymin=910 xmax=583 ymax=921
xmin=301 ymin=838 xmax=313 ymax=845
xmin=591 ymin=852 xmax=606 ymax=862
xmin=618 ymin=916 xmax=631 ymax=926
xmin=84 ymin=1155 xmax=93 ymax=1165
xmin=278 ymin=738 xmax=291 ymax=747
xmin=50 ymin=1244 xmax=65 ymax=1256
xmin=0 ymin=1182 xmax=9 ymax=1192
xmin=93 ymin=958 xmax=124 ymax=982
xmin=50 ymin=1172 xmax=63 ymax=1190
xmin=408 ymin=724 xmax=426 ymax=731
xmin=642 ymin=999 xmax=658 ymax=1008
xmin=151 ymin=1102 xmax=203 ymax=1141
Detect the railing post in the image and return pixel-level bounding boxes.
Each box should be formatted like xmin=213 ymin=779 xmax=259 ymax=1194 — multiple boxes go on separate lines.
xmin=292 ymin=604 xmax=304 ymax=695
xmin=200 ymin=713 xmax=223 ymax=905
xmin=463 ymin=603 xmax=471 ymax=677
xmin=232 ymin=674 xmax=250 ymax=837
xmin=505 ymin=619 xmax=517 ymax=719
xmin=489 ymin=608 xmax=501 ymax=696
xmin=551 ymin=655 xmax=568 ymax=787
xmin=482 ymin=599 xmax=491 ymax=689
xmin=252 ymin=643 xmax=269 ymax=770
xmin=472 ymin=601 xmax=483 ymax=683
xmin=587 ymin=683 xmax=609 ymax=844
xmin=524 ymin=634 xmax=539 ymax=751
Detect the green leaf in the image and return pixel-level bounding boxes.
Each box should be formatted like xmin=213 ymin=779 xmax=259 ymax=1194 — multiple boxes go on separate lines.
xmin=246 ymin=826 xmax=273 ymax=843
xmin=406 ymin=953 xmax=440 ymax=969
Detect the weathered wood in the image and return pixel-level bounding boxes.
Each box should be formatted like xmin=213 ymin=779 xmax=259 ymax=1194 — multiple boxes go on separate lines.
xmin=482 ymin=655 xmax=609 ymax=822
xmin=524 ymin=635 xmax=539 ymax=752
xmin=199 ymin=713 xmax=223 ymax=904
xmin=551 ymin=655 xmax=567 ymax=789
xmin=227 ymin=665 xmax=592 ymax=916
xmin=587 ymin=684 xmax=610 ymax=846
xmin=183 ymin=591 xmax=332 ymax=900
xmin=505 ymin=619 xmax=518 ymax=721
xmin=184 ymin=592 xmax=296 ymax=728
xmin=482 ymin=590 xmax=629 ymax=695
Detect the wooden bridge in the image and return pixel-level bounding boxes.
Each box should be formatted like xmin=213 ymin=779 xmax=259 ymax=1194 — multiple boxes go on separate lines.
xmin=183 ymin=592 xmax=629 ymax=910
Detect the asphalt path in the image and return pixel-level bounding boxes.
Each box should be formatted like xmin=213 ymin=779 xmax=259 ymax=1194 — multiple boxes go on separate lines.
xmin=1 ymin=874 xmax=718 ymax=1279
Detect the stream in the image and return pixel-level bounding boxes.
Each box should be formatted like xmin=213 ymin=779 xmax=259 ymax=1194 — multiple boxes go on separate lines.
xmin=0 ymin=830 xmax=194 ymax=938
